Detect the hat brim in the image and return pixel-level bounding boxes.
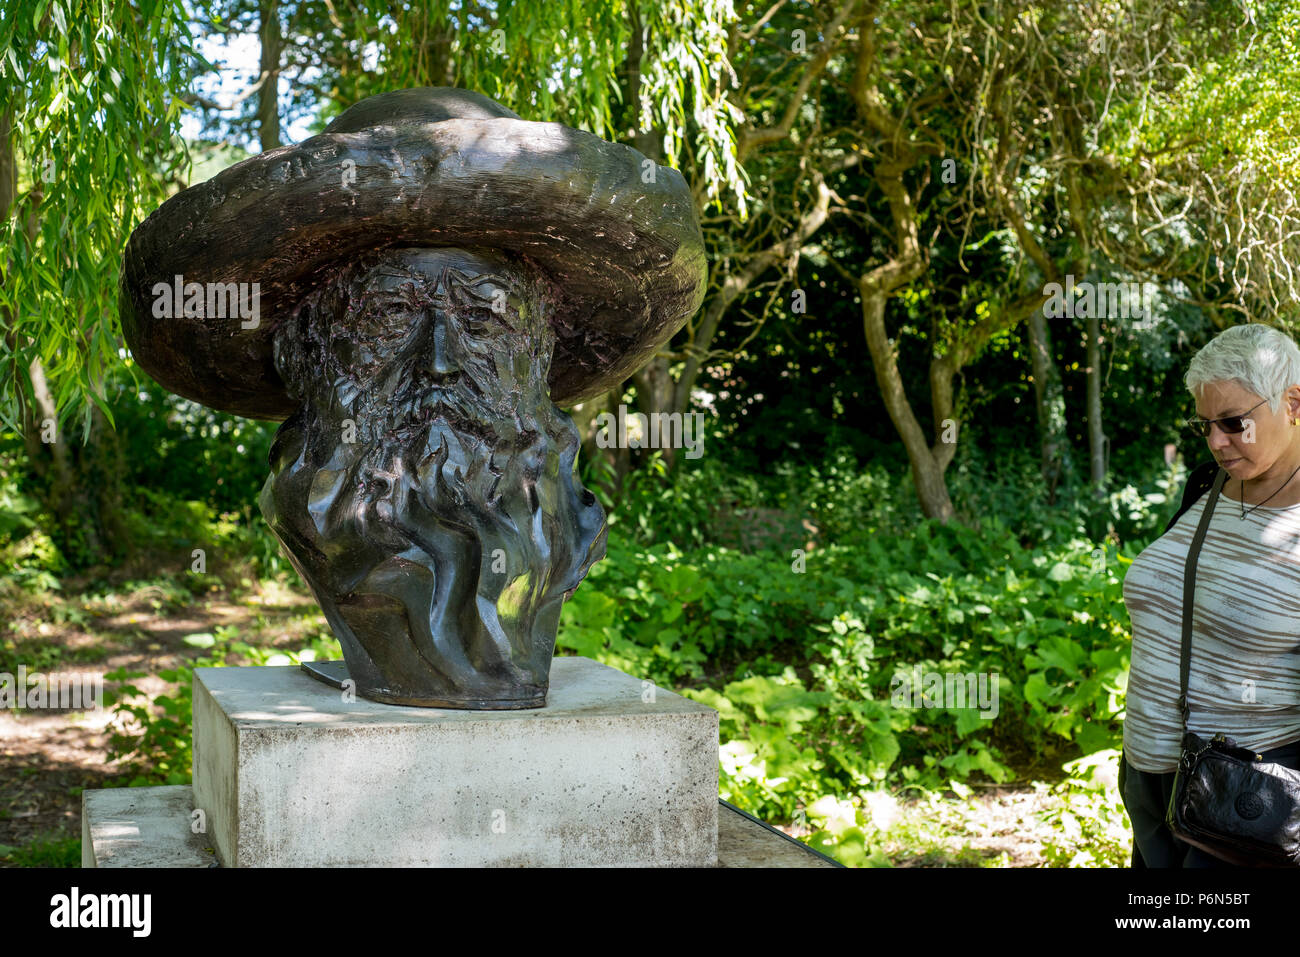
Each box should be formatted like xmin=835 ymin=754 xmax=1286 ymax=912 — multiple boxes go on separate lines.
xmin=119 ymin=118 xmax=707 ymax=419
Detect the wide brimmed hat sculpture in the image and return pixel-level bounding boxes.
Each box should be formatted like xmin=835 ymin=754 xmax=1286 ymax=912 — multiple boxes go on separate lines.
xmin=119 ymin=87 xmax=707 ymax=708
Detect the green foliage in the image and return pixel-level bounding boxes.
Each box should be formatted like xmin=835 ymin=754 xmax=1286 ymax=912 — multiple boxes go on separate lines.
xmin=0 ymin=462 xmax=39 ymax=542
xmin=103 ymin=626 xmax=342 ymax=786
xmin=118 ymin=485 xmax=288 ymax=582
xmin=559 ymin=505 xmax=1137 ymax=848
xmin=779 ymin=447 xmax=914 ymax=542
xmin=592 ymin=447 xmax=762 ymax=549
xmin=1111 ymin=0 xmax=1300 ymax=323
xmin=111 ymin=376 xmax=278 ymax=515
xmin=0 ymin=832 xmax=80 ymax=867
xmin=1037 ymin=749 xmax=1133 ymax=867
xmin=555 ymin=441 xmax=1178 ymax=865
xmin=0 ymin=0 xmax=204 ymax=431
xmin=0 ymin=443 xmax=66 ymax=590
xmin=1103 ymin=461 xmax=1187 ymax=543
xmin=800 ymin=795 xmax=892 ymax=867
xmin=0 ymin=526 xmax=64 ymax=593
xmin=689 ymin=671 xmax=839 ymax=819
xmin=596 ymin=437 xmax=1190 ymax=565
xmin=0 ymin=627 xmax=74 ymax=679
xmin=324 ymin=1 xmax=744 ymax=214
xmin=0 ymin=384 xmax=283 ymax=582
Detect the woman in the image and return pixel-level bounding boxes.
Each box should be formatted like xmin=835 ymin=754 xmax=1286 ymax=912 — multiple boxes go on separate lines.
xmin=1120 ymin=322 xmax=1300 ymax=867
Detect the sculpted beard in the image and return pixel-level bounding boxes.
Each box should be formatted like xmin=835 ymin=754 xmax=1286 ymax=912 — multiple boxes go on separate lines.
xmin=261 ymin=250 xmax=607 ymax=705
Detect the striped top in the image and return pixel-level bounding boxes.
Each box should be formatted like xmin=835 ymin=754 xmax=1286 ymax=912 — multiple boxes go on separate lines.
xmin=1122 ymin=490 xmax=1300 ymax=772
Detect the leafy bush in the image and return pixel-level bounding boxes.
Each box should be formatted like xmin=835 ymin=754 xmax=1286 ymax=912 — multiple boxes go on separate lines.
xmin=1037 ymin=748 xmax=1133 ymax=867
xmin=558 ymin=507 xmax=1138 ymax=853
xmin=112 ymin=375 xmax=277 ymax=514
xmin=104 ymin=626 xmax=342 ymax=785
xmin=804 ymin=794 xmax=892 ymax=867
xmin=116 ymin=485 xmax=290 ymax=583
xmin=772 ymin=446 xmax=917 ymax=543
xmin=589 ymin=436 xmax=1187 ymax=562
xmin=0 ymin=445 xmax=66 ymax=592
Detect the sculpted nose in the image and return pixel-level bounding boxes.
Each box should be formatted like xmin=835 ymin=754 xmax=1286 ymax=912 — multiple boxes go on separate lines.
xmin=431 ymin=321 xmax=454 ymax=376
xmin=419 ymin=311 xmax=457 ymax=380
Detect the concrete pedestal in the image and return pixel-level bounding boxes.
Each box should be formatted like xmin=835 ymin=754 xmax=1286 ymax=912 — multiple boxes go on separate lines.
xmin=190 ymin=656 xmax=719 ymax=867
xmin=81 ymin=787 xmax=838 ymax=868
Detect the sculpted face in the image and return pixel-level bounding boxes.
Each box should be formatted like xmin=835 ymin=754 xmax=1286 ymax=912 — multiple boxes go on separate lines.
xmin=260 ymin=246 xmax=608 ymax=707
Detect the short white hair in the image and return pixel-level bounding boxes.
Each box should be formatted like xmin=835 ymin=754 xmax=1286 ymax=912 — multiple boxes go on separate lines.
xmin=1185 ymin=323 xmax=1300 ymax=415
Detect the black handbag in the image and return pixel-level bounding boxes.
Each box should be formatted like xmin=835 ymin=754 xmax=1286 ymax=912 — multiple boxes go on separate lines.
xmin=1165 ymin=466 xmax=1300 ymax=867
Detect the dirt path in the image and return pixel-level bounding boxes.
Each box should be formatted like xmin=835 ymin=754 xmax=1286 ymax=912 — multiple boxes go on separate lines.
xmin=0 ymin=577 xmax=319 ymax=859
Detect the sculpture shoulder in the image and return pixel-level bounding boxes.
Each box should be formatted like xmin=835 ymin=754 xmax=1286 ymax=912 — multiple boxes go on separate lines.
xmin=1162 ymin=461 xmax=1220 ymax=535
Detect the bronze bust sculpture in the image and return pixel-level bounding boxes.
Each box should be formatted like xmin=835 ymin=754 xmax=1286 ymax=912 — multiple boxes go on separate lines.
xmin=118 ymin=87 xmax=706 ymax=708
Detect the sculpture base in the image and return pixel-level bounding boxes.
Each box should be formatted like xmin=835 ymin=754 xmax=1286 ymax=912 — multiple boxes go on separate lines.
xmin=299 ymin=659 xmax=547 ymax=709
xmin=190 ymin=657 xmax=719 ymax=866
xmin=80 ymin=787 xmax=840 ymax=868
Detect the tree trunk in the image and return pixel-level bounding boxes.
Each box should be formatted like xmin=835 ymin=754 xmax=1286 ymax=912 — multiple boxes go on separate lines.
xmin=22 ymin=361 xmax=128 ymax=567
xmin=258 ymin=0 xmax=282 ymax=151
xmin=1086 ymin=314 xmax=1106 ymax=493
xmin=1027 ymin=305 xmax=1069 ymax=501
xmin=573 ymin=388 xmax=631 ymax=503
xmin=617 ymin=4 xmax=661 ymax=161
xmin=860 ymin=292 xmax=956 ymax=521
xmin=631 ymin=355 xmax=675 ymax=467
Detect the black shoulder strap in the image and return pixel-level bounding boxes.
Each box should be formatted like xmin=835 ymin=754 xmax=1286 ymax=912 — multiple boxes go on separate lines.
xmin=1178 ymin=466 xmax=1228 ymax=732
xmin=1164 ymin=461 xmax=1220 ymax=535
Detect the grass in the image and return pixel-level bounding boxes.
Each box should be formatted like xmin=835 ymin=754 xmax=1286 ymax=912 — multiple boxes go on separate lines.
xmin=0 ymin=832 xmax=81 ymax=868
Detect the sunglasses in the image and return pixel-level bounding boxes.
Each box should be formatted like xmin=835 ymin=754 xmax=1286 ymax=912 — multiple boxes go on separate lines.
xmin=1185 ymin=397 xmax=1268 ymax=437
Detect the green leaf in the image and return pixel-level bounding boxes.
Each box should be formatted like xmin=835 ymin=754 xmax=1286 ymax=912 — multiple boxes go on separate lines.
xmin=1076 ymin=720 xmax=1118 ymax=755
xmin=1024 ymin=672 xmax=1053 ymax=709
xmin=1029 ymin=636 xmax=1089 ymax=676
xmin=954 ymin=707 xmax=986 ymax=736
xmin=1047 ymin=562 xmax=1074 ymax=582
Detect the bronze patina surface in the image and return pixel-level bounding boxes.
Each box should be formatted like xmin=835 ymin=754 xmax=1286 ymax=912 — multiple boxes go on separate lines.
xmin=119 ymin=87 xmax=706 ymax=708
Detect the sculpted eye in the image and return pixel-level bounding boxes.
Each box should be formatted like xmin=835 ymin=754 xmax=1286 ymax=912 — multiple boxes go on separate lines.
xmin=467 ymin=310 xmax=498 ymax=330
xmin=356 ymin=302 xmax=415 ymax=340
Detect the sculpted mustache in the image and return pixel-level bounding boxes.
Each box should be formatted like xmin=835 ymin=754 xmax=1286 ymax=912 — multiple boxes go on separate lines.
xmin=337 ymin=388 xmax=504 ymax=442
xmin=362 ymin=367 xmax=536 ymax=424
xmin=337 ymin=406 xmax=552 ymax=481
